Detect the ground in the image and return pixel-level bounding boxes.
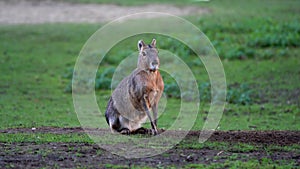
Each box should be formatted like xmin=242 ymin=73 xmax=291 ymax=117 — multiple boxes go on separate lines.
xmin=1 ymin=127 xmax=299 ymax=168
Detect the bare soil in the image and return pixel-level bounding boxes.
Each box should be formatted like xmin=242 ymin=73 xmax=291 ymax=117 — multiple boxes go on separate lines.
xmin=0 ymin=127 xmax=299 ymax=168
xmin=0 ymin=142 xmax=298 ymax=168
xmin=0 ymin=0 xmax=209 ymax=24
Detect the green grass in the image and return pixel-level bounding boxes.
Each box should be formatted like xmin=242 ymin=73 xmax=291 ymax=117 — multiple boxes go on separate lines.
xmin=184 ymin=159 xmax=297 ymax=169
xmin=0 ymin=1 xmax=299 ymax=131
xmin=179 ymin=139 xmax=258 ymax=153
xmin=0 ymin=24 xmax=99 ymax=129
xmin=0 ymin=133 xmax=92 ymax=143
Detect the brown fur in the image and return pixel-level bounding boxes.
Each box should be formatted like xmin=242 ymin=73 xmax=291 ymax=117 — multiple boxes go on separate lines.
xmin=105 ymin=39 xmax=164 ymax=135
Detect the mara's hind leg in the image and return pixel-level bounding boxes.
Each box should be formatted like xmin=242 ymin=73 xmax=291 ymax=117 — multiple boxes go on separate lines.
xmin=108 ymin=115 xmax=131 ymax=134
xmin=106 ymin=113 xmax=131 ymax=134
xmin=107 ymin=114 xmax=120 ymax=133
xmin=108 ymin=116 xmax=131 ymax=134
xmin=133 ymin=127 xmax=148 ymax=134
xmin=133 ymin=127 xmax=163 ymax=135
xmin=119 ymin=128 xmax=130 ymax=135
xmin=117 ymin=116 xmax=131 ymax=135
xmin=105 ymin=107 xmax=122 ymax=133
xmin=105 ymin=98 xmax=129 ymax=134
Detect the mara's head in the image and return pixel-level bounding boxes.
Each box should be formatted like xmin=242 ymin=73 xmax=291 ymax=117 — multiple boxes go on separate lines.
xmin=137 ymin=39 xmax=159 ymax=72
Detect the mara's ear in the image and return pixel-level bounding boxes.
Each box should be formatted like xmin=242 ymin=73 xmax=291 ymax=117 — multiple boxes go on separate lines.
xmin=138 ymin=40 xmax=146 ymax=51
xmin=151 ymin=39 xmax=156 ymax=47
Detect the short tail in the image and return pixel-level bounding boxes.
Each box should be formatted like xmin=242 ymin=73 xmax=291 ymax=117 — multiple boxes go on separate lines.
xmin=105 ymin=97 xmax=113 ymax=125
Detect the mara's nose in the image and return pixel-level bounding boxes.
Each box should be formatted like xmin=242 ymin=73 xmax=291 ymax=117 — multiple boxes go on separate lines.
xmin=152 ymin=60 xmax=159 ymax=66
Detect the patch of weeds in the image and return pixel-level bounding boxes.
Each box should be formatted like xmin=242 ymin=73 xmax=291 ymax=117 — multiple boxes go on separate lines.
xmin=95 ymin=67 xmax=115 ymax=90
xmin=62 ymin=68 xmax=74 ymax=93
xmin=5 ymin=164 xmax=16 ymax=169
xmin=163 ymin=82 xmax=181 ymax=98
xmin=248 ymin=21 xmax=300 ymax=48
xmin=258 ymin=158 xmax=296 ymax=169
xmin=161 ymin=153 xmax=170 ymax=157
xmin=96 ymin=149 xmax=102 ymax=156
xmin=67 ymin=145 xmax=75 ymax=152
xmin=158 ymin=37 xmax=196 ymax=63
xmin=63 ymin=66 xmax=116 ymax=93
xmin=249 ymin=33 xmax=300 ymax=48
xmin=179 ymin=139 xmax=229 ymax=150
xmin=198 ymin=82 xmax=253 ymax=105
xmin=35 ymin=149 xmax=52 ymax=158
xmin=227 ymin=153 xmax=239 ymax=161
xmin=224 ymin=46 xmax=256 ymax=60
xmin=164 ymin=81 xmax=254 ymax=105
xmin=264 ymin=144 xmax=300 ymax=153
xmin=198 ymin=82 xmax=211 ymax=101
xmin=229 ymin=142 xmax=257 ymax=153
xmin=75 ymin=152 xmax=83 ymax=157
xmin=227 ymin=83 xmax=253 ymax=105
xmin=202 ymin=19 xmax=300 ymax=59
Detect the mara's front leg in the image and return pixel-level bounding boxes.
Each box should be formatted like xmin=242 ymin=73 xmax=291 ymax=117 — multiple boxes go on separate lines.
xmin=152 ymin=102 xmax=158 ymax=127
xmin=152 ymin=89 xmax=163 ymax=129
xmin=142 ymin=96 xmax=158 ymax=135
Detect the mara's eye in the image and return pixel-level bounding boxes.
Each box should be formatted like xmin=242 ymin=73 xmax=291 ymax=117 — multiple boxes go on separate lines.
xmin=142 ymin=51 xmax=147 ymax=56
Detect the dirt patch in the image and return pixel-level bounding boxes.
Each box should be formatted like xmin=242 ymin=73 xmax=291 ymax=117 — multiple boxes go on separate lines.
xmin=0 ymin=0 xmax=209 ymax=24
xmin=196 ymin=130 xmax=300 ymax=146
xmin=1 ymin=127 xmax=299 ymax=167
xmin=1 ymin=127 xmax=299 ymax=146
xmin=0 ymin=142 xmax=299 ymax=168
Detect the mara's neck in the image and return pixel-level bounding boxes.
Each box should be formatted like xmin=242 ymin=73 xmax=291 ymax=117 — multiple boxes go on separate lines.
xmin=136 ymin=67 xmax=158 ymax=76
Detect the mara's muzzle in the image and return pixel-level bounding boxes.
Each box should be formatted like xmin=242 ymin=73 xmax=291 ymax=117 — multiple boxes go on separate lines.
xmin=150 ymin=61 xmax=159 ymax=71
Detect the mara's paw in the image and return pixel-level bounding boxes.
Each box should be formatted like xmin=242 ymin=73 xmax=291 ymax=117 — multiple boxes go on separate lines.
xmin=119 ymin=128 xmax=131 ymax=135
xmin=132 ymin=128 xmax=157 ymax=135
xmin=147 ymin=128 xmax=158 ymax=136
xmin=134 ymin=127 xmax=148 ymax=134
